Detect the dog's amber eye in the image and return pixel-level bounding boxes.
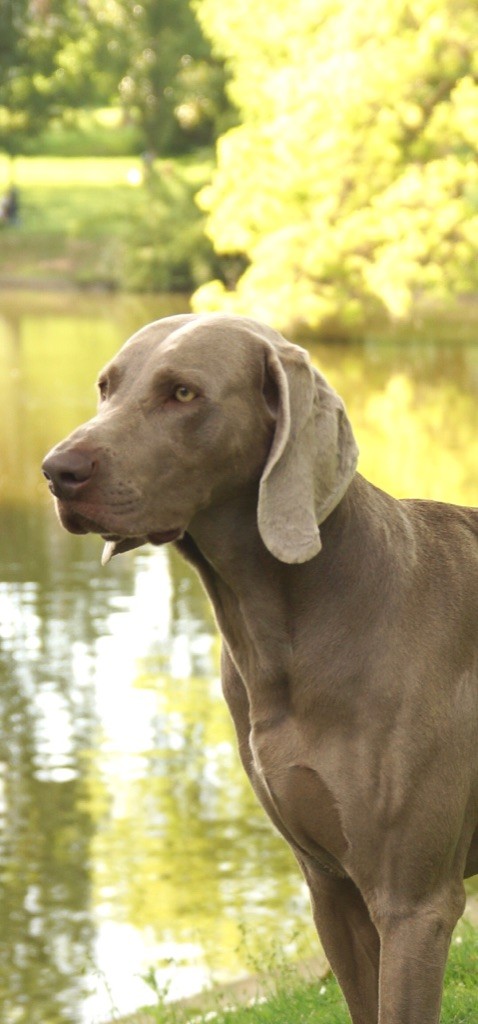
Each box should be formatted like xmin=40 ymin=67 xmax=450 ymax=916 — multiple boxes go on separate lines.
xmin=174 ymin=385 xmax=196 ymax=403
xmin=98 ymin=378 xmax=108 ymax=401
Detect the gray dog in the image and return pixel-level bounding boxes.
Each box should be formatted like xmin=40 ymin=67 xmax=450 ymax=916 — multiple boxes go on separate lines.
xmin=42 ymin=313 xmax=478 ymax=1024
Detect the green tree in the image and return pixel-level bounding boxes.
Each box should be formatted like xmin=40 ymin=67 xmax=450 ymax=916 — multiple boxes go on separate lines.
xmin=0 ymin=0 xmax=114 ymax=157
xmin=192 ymin=0 xmax=478 ymax=336
xmin=0 ymin=0 xmax=229 ymax=160
xmin=102 ymin=0 xmax=232 ymax=155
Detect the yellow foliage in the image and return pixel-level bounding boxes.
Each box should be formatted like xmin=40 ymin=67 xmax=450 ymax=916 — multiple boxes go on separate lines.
xmin=193 ymin=0 xmax=478 ymax=335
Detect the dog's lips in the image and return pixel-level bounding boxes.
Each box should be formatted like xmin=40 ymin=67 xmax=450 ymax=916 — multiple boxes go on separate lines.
xmin=100 ymin=529 xmax=182 ymax=545
xmin=101 ymin=528 xmax=183 ymax=566
xmin=147 ymin=529 xmax=183 ymax=546
xmin=55 ymin=500 xmax=122 ymax=536
xmin=54 ymin=499 xmax=183 ymax=561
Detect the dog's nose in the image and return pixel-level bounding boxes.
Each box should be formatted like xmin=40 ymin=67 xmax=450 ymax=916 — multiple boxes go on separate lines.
xmin=42 ymin=448 xmax=96 ymax=499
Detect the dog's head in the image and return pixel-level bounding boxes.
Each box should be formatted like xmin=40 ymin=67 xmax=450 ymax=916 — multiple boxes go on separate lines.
xmin=42 ymin=313 xmax=358 ymax=564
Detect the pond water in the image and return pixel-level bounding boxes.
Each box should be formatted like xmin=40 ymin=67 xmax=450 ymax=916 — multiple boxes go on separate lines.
xmin=0 ymin=290 xmax=477 ymax=1024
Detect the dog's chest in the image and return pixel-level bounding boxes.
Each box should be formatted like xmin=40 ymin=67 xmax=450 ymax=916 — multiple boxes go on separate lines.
xmin=249 ymin=717 xmax=349 ymax=876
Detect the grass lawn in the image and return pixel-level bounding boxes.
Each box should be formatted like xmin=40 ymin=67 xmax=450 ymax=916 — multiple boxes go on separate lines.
xmin=0 ymin=153 xmax=213 ymax=289
xmin=120 ymin=923 xmax=478 ymax=1024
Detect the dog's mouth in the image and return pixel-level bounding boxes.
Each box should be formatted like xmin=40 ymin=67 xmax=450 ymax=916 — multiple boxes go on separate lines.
xmin=54 ymin=501 xmax=183 ymax=562
xmin=100 ymin=529 xmax=182 ymax=544
xmin=100 ymin=529 xmax=183 ymax=564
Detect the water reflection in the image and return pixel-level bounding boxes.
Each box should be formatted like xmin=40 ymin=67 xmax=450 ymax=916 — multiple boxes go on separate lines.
xmin=0 ymin=291 xmax=477 ymax=1022
xmin=0 ymin=506 xmax=136 ymax=1023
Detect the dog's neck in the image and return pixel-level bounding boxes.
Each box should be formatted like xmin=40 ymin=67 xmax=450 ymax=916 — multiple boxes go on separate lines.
xmin=176 ymin=477 xmax=359 ymax=709
xmin=175 ymin=475 xmax=410 ymax=716
xmin=177 ymin=488 xmax=293 ymax=714
xmin=180 ymin=473 xmax=400 ymax=592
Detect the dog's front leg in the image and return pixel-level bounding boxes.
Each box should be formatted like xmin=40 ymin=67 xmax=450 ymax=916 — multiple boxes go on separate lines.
xmin=299 ymin=862 xmax=380 ymax=1024
xmin=373 ymin=884 xmax=466 ymax=1024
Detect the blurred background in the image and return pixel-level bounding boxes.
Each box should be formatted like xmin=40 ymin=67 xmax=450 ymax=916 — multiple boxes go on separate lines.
xmin=1 ymin=2 xmax=478 ymax=1022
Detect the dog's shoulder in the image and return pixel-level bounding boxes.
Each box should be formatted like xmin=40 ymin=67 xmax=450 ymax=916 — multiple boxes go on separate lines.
xmin=401 ymin=496 xmax=478 ymax=530
xmin=400 ymin=496 xmax=478 ymax=571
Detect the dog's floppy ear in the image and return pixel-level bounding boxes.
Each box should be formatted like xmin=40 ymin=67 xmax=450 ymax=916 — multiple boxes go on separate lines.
xmin=258 ymin=343 xmax=358 ymax=564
